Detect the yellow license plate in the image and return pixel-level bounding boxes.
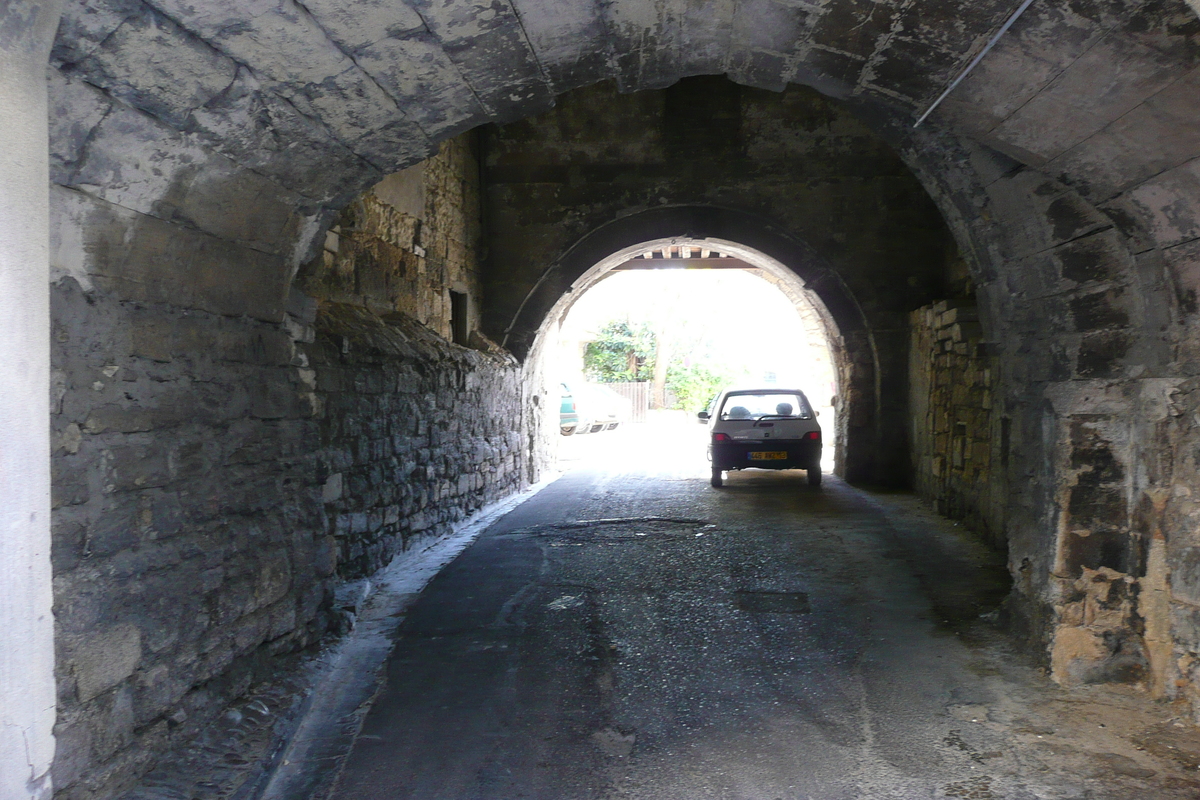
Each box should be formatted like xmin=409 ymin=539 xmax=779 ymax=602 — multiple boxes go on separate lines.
xmin=748 ymin=451 xmax=788 ymax=460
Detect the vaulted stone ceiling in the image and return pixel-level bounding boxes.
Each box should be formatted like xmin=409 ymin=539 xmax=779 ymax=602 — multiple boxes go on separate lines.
xmin=51 ymin=0 xmax=1200 ymax=231
xmin=31 ymin=5 xmax=1200 ymax=794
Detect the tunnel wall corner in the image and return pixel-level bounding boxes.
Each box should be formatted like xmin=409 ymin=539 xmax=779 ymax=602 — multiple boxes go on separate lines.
xmin=897 ymin=123 xmax=1200 ymax=708
xmin=47 ymin=131 xmax=538 ymax=799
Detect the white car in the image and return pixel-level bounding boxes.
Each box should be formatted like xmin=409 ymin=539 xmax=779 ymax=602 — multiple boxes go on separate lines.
xmin=698 ymin=388 xmax=822 ymax=488
xmin=574 ymin=383 xmax=630 ymax=434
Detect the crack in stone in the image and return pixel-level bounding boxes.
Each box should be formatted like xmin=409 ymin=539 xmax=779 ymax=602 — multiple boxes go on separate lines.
xmin=290 ymin=0 xmax=436 ymax=148
xmin=139 ymin=0 xmax=395 ymax=169
xmin=504 ymin=0 xmax=554 ymax=90
xmin=60 ymin=97 xmax=114 ymax=185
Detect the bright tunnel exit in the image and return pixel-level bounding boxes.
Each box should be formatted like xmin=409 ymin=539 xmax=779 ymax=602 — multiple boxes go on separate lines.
xmin=539 ymin=241 xmax=841 ymax=476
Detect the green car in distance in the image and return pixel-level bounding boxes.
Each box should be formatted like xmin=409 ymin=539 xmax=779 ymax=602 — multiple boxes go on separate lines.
xmin=560 ymin=383 xmax=580 ymax=436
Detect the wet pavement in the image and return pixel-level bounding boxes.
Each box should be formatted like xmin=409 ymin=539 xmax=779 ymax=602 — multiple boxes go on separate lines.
xmin=324 ymin=420 xmax=1200 ymax=800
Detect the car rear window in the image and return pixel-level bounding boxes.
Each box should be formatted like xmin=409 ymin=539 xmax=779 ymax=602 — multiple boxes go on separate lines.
xmin=719 ymin=392 xmax=812 ymax=420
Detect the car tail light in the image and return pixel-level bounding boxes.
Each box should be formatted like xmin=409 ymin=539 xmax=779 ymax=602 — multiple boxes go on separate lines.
xmin=713 ymin=433 xmax=732 ymax=442
xmin=805 ymin=431 xmax=820 ymax=441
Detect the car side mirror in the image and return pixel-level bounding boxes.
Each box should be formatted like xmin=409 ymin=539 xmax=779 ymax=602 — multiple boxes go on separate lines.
xmin=815 ymin=411 xmax=820 ymax=417
xmin=697 ymin=411 xmax=709 ymax=421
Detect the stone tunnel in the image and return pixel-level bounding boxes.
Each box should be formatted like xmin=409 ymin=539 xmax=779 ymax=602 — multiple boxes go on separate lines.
xmin=4 ymin=0 xmax=1200 ymax=796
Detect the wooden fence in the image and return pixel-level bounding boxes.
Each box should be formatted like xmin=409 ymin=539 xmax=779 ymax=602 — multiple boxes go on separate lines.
xmin=606 ymin=381 xmax=650 ymax=423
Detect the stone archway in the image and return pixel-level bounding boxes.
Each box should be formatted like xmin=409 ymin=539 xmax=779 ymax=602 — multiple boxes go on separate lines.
xmin=510 ymin=209 xmax=882 ymax=482
xmin=527 ymin=233 xmax=845 ymax=472
xmin=6 ymin=1 xmax=1200 ymax=795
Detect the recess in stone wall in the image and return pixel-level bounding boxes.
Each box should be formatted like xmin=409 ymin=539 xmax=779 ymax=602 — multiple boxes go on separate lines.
xmin=908 ymin=299 xmax=1003 ymax=550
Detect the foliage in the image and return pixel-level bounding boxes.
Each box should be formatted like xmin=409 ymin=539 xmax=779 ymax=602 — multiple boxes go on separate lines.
xmin=666 ymin=358 xmax=741 ymax=412
xmin=583 ymin=320 xmax=656 ymax=382
xmin=583 ymin=320 xmax=749 ymax=411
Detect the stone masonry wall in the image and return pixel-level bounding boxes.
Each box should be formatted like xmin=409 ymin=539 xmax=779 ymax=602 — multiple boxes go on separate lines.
xmin=50 ymin=280 xmax=333 ymax=799
xmin=307 ymin=303 xmax=524 ymax=581
xmin=482 ymin=78 xmax=960 ymax=485
xmin=299 ymin=133 xmax=485 ymax=344
xmin=909 ymin=301 xmax=1002 ymax=549
xmin=297 ymin=129 xmax=531 ymax=579
xmin=897 ymin=131 xmax=1194 ymax=704
xmin=297 ymin=131 xmax=531 ymax=581
xmin=48 ymin=133 xmax=534 ymax=798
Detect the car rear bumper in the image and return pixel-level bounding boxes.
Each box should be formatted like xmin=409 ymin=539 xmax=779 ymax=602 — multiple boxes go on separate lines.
xmin=711 ymin=440 xmax=821 ymax=471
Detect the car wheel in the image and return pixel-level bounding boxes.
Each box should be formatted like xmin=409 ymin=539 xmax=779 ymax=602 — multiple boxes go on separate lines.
xmin=560 ymin=425 xmax=576 ymax=436
xmin=807 ymin=466 xmax=822 ymax=487
xmin=711 ymin=468 xmax=723 ymax=488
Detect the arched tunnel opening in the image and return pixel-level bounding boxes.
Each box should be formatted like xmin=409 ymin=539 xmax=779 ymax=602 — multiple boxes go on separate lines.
xmin=6 ymin=1 xmax=1200 ymax=797
xmin=533 ymin=238 xmax=842 ymax=475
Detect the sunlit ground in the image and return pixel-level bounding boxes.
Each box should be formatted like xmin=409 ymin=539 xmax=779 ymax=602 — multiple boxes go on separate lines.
xmin=558 ymin=412 xmax=837 ymax=476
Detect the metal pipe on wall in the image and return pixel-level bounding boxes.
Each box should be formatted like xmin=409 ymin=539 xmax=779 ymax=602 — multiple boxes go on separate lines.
xmin=914 ymin=0 xmax=1038 ymax=128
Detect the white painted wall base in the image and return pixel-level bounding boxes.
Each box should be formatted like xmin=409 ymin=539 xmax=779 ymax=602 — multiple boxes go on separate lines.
xmin=0 ymin=3 xmax=64 ymax=798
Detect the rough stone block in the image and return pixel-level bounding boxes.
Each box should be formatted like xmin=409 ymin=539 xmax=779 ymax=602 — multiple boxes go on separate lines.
xmin=85 ymin=503 xmax=141 ymax=559
xmin=268 ymin=601 xmax=298 ymax=640
xmin=89 ymin=684 xmax=136 ymax=762
xmin=1075 ymin=330 xmax=1132 ymax=379
xmin=249 ymin=380 xmax=302 ymax=420
xmin=77 ymin=5 xmax=238 ymax=130
xmin=65 ymin=190 xmax=292 ymax=321
xmin=179 ymin=160 xmax=306 ymax=256
xmin=106 ymin=442 xmax=171 ymax=492
xmin=1129 ymin=158 xmax=1200 ymax=248
xmin=52 ymin=0 xmax=143 ymax=66
xmin=84 ymin=405 xmax=155 ymax=434
xmin=1069 ymin=288 xmax=1131 ymax=332
xmin=252 ymin=555 xmax=293 ymax=612
xmin=990 ymin=33 xmax=1184 ymax=164
xmin=133 ymin=664 xmax=189 ymax=727
xmin=48 ymin=71 xmax=113 ymax=185
xmin=1171 ymin=603 xmax=1200 ymax=652
xmin=1163 ymin=238 xmax=1200 ymax=315
xmin=50 ymin=713 xmax=95 ymax=791
xmin=1051 ymin=229 xmax=1133 ymax=286
xmin=73 ymin=624 xmax=143 ymax=703
xmin=232 ymin=611 xmax=271 ymax=652
xmin=52 ymin=455 xmax=92 ymax=509
xmin=1171 ymin=546 xmax=1200 ymax=607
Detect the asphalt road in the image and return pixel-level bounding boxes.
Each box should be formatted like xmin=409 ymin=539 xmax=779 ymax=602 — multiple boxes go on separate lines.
xmin=327 ymin=420 xmax=1200 ymax=800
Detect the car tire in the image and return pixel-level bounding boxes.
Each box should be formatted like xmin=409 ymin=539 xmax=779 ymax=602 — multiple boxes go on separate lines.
xmin=711 ymin=468 xmax=723 ymax=488
xmin=807 ymin=466 xmax=822 ymax=487
xmin=560 ymin=425 xmax=576 ymax=436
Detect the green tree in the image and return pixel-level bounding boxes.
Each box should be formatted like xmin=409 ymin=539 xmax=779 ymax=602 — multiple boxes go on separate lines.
xmin=666 ymin=358 xmax=741 ymax=412
xmin=582 ymin=320 xmax=656 ymax=382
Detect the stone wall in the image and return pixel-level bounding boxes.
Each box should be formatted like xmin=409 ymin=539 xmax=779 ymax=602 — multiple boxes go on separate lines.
xmin=307 ymin=302 xmax=524 ymax=581
xmin=31 ymin=0 xmax=1200 ymax=782
xmin=299 ymin=134 xmax=485 ymax=343
xmin=49 ymin=280 xmax=332 ymax=799
xmin=908 ymin=301 xmax=1003 ymax=549
xmin=895 ymin=127 xmax=1198 ymax=704
xmin=297 ymin=131 xmax=531 ymax=581
xmin=48 ymin=133 xmax=534 ymax=798
xmin=482 ymin=77 xmax=961 ymax=485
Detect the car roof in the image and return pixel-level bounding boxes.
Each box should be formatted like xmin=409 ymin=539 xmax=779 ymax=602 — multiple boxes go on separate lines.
xmin=722 ymin=388 xmax=808 ymax=396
